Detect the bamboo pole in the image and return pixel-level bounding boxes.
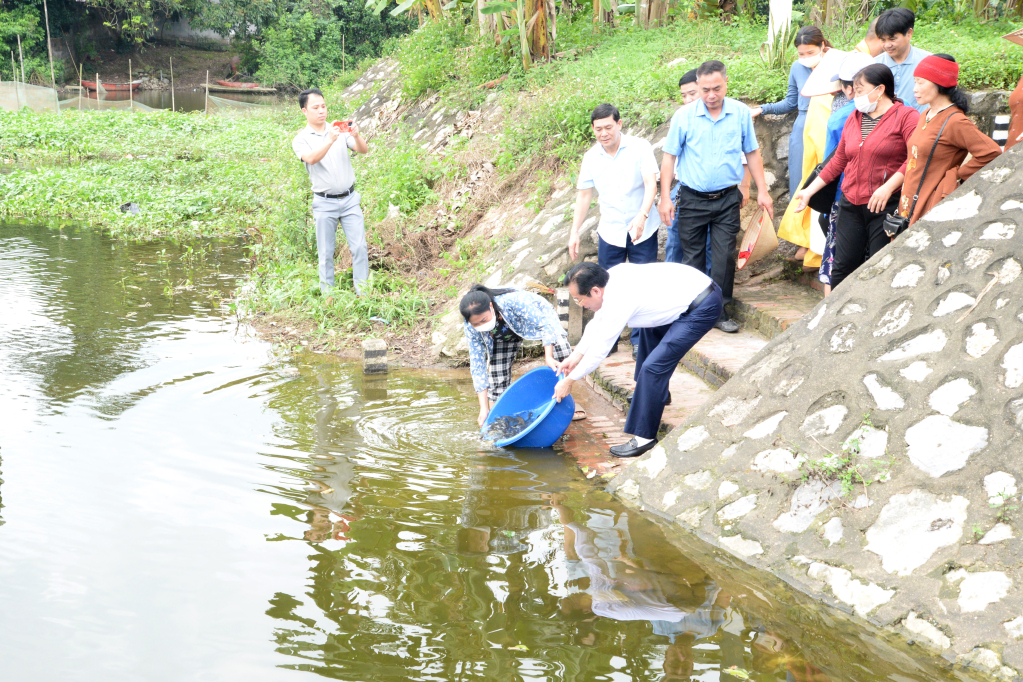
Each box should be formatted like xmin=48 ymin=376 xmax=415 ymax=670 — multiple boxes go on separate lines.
xmin=78 ymin=64 xmax=82 ymax=110
xmin=204 ymin=69 xmax=209 ymax=116
xmin=42 ymin=0 xmax=59 ymax=110
xmin=96 ymin=72 xmax=100 ymax=102
xmin=17 ymin=35 xmax=25 ymax=84
xmin=343 ymin=34 xmax=346 ymax=74
xmin=128 ymin=58 xmax=133 ymax=110
xmin=61 ymin=32 xmax=77 ymax=77
xmin=11 ymin=51 xmax=21 ymax=110
xmin=170 ymin=57 xmax=175 ymax=111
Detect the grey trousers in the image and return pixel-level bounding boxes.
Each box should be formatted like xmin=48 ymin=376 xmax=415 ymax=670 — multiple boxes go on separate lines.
xmin=312 ymin=192 xmax=369 ymax=294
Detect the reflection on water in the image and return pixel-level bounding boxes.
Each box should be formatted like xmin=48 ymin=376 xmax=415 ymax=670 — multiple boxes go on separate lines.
xmin=0 ymin=223 xmax=957 ymax=681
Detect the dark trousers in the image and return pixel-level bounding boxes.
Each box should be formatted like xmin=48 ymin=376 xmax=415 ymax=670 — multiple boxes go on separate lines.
xmin=676 ymin=185 xmax=741 ymax=307
xmin=625 ymin=284 xmax=723 ymax=439
xmin=831 ymin=195 xmax=899 ymax=290
xmin=598 ymin=233 xmax=658 ymax=347
xmin=667 ymin=208 xmax=713 ymax=274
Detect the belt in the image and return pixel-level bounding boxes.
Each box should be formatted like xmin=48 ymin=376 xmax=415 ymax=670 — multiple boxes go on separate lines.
xmin=679 ymin=184 xmax=736 ymax=201
xmin=314 ymin=185 xmax=355 ymax=199
xmin=685 ymin=282 xmax=717 ymax=314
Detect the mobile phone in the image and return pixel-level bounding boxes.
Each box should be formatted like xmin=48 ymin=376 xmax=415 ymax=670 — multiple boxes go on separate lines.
xmin=331 ymin=120 xmax=352 ymax=133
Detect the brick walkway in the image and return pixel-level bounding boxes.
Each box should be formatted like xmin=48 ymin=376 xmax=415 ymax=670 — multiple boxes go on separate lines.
xmin=557 ymin=279 xmax=821 ymax=470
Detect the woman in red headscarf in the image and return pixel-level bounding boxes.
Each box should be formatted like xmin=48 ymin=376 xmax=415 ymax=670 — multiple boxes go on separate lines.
xmin=898 ymin=54 xmax=1002 ymax=226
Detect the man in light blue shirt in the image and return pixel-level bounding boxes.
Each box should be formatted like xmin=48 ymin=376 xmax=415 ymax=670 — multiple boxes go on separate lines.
xmin=873 ymin=8 xmax=932 ymax=112
xmin=569 ymin=103 xmax=660 ymax=354
xmin=657 ymin=60 xmax=773 ymax=333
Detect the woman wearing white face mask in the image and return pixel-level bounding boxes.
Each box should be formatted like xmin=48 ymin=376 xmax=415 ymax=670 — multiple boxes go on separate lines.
xmin=794 ymin=64 xmax=919 ymax=290
xmin=460 ymin=284 xmax=572 ymax=426
xmin=751 ymin=27 xmax=830 ymax=264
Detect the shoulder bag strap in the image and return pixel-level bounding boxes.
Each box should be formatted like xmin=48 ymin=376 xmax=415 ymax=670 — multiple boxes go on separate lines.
xmin=905 ymin=112 xmax=957 ymax=222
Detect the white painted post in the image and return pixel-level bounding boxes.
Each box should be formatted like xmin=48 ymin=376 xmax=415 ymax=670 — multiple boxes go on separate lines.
xmin=767 ymin=0 xmax=793 ymax=46
xmin=362 ymin=339 xmax=388 ymax=374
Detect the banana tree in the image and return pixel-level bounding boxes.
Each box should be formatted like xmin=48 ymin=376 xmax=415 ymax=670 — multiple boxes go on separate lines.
xmin=368 ymin=0 xmax=446 ymax=20
xmin=480 ymin=0 xmax=553 ymax=69
xmin=593 ymin=0 xmax=616 ymax=25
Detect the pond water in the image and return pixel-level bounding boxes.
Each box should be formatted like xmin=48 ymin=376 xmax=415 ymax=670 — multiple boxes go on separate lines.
xmin=0 ymin=223 xmax=960 ymax=681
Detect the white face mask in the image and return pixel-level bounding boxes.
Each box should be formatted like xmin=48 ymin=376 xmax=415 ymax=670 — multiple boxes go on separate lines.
xmin=854 ymin=85 xmax=880 ymax=114
xmin=798 ymin=53 xmax=822 ymax=69
xmin=472 ymin=307 xmax=497 ymax=333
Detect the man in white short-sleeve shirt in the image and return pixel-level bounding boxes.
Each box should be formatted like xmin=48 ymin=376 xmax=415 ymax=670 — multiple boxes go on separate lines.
xmin=567 ymin=103 xmax=660 ymax=356
xmin=292 ymin=87 xmax=370 ymax=295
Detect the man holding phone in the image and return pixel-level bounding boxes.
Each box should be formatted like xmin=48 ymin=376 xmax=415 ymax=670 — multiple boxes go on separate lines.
xmin=292 ymin=88 xmax=370 ymax=295
xmin=567 ymin=103 xmax=659 ymax=357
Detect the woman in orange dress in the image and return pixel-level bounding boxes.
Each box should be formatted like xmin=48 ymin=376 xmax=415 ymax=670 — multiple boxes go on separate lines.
xmin=898 ymin=54 xmax=1002 ymax=226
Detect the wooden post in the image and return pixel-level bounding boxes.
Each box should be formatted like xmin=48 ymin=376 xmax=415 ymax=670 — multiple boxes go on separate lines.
xmin=204 ymin=69 xmax=209 ymax=116
xmin=128 ymin=58 xmax=133 ymax=110
xmin=78 ymin=64 xmax=82 ymax=110
xmin=169 ymin=57 xmax=175 ymax=112
xmin=42 ymin=0 xmax=59 ymax=110
xmin=17 ymin=35 xmax=25 ymax=84
xmin=95 ymin=72 xmax=100 ymax=101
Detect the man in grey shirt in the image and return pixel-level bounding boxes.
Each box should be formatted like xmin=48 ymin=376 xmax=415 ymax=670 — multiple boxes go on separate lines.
xmin=292 ymin=88 xmax=370 ymax=294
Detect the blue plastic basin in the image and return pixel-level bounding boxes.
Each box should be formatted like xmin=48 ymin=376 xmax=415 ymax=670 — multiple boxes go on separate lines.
xmin=480 ymin=367 xmax=575 ymax=448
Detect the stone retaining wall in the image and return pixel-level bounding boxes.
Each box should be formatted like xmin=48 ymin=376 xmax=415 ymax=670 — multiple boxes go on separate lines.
xmin=609 ymin=144 xmax=1023 ymax=680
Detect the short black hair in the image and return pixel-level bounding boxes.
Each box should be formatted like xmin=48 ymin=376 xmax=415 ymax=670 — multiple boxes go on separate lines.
xmin=678 ymin=69 xmax=697 ymax=88
xmin=299 ymin=88 xmax=324 ymax=109
xmin=590 ymin=103 xmax=620 ymax=125
xmin=875 ymin=8 xmax=915 ymax=40
xmin=865 ymin=17 xmax=878 ymax=40
xmin=696 ymin=60 xmax=727 ymax=79
xmin=565 ymin=262 xmax=609 ymax=296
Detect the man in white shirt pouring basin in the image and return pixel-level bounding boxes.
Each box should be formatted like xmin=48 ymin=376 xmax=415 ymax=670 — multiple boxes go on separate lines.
xmin=553 ymin=262 xmax=722 ymax=459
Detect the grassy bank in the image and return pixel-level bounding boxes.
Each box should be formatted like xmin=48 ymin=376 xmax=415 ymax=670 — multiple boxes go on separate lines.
xmin=1 ymin=15 xmax=1020 ymax=347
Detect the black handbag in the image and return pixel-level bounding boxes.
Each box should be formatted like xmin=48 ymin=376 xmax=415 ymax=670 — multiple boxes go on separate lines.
xmin=801 ymin=148 xmax=839 ymax=214
xmin=882 ymin=112 xmax=957 ymax=238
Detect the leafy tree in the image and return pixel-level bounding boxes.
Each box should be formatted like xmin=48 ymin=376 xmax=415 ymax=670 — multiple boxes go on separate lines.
xmin=182 ymin=0 xmax=285 ymax=39
xmin=0 ymin=5 xmax=47 ymax=81
xmin=247 ymin=0 xmax=413 ymax=87
xmin=81 ymin=0 xmax=185 ymax=47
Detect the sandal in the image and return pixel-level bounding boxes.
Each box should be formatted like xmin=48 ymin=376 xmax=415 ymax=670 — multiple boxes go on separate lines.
xmin=572 ymin=408 xmax=587 ymax=421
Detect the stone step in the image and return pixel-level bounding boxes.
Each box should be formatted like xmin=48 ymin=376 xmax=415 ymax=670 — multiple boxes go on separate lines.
xmin=681 ymin=328 xmax=768 ymax=387
xmin=727 ymin=279 xmax=824 ymax=340
xmin=580 ymin=279 xmax=819 ymax=442
xmin=587 ymin=349 xmax=717 ymax=434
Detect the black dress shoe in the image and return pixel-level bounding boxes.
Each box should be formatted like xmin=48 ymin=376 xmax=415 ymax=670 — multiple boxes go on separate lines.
xmin=609 ymin=437 xmax=659 ymax=458
xmin=714 ymin=317 xmax=740 ymax=333
xmin=666 ymin=391 xmax=672 ymax=405
xmin=632 ymin=345 xmax=638 ymax=360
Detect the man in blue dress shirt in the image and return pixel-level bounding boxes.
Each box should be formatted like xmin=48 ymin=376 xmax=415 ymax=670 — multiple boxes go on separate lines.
xmin=657 ymin=60 xmax=774 ymax=333
xmin=873 ymin=8 xmax=932 ymax=112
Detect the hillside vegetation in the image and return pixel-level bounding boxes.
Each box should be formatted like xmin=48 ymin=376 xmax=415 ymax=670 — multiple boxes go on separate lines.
xmin=1 ymin=14 xmax=1021 ymax=351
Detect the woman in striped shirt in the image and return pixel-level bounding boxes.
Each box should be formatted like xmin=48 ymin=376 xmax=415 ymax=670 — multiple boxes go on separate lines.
xmin=793 ymin=64 xmax=919 ymax=289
